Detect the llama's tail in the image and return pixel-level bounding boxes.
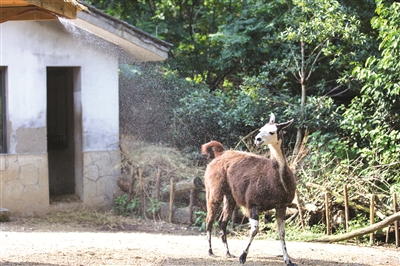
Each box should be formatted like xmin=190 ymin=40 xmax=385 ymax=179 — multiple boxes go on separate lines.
xmin=201 ymin=141 xmax=225 ymax=159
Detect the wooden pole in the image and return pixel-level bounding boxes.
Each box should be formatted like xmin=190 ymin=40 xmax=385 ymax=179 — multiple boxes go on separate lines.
xmin=394 ymin=193 xmax=399 ymax=248
xmin=127 ymin=167 xmax=135 ymax=204
xmin=325 ymin=192 xmax=331 ymax=235
xmin=160 ymin=177 xmax=204 ymax=199
xmin=370 ymin=194 xmax=376 ymax=245
xmin=138 ymin=167 xmax=147 ymax=220
xmin=307 ymin=183 xmax=387 ymax=219
xmin=156 ymin=168 xmax=161 ymax=201
xmin=386 ymin=226 xmax=390 ymax=244
xmin=137 ymin=167 xmax=143 ymax=198
xmin=343 ymin=185 xmax=349 ymax=232
xmin=189 ymin=189 xmax=195 ymax=224
xmin=295 ymin=190 xmax=305 ymax=231
xmin=169 ymin=178 xmax=175 ymax=223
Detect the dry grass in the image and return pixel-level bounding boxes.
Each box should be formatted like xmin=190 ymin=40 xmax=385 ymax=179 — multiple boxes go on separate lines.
xmin=3 ymin=207 xmax=134 ymax=232
xmin=2 ymin=207 xmax=203 ymax=236
xmin=120 ymin=135 xmax=203 ymax=183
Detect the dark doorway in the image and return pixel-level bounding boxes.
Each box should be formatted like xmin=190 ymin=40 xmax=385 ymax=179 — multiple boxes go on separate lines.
xmin=47 ymin=67 xmax=75 ymax=197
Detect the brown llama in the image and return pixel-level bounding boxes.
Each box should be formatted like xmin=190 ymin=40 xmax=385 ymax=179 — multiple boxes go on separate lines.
xmin=201 ymin=113 xmax=297 ymax=266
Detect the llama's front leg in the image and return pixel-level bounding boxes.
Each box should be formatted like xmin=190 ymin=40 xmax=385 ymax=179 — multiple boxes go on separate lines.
xmin=239 ymin=208 xmax=259 ymax=264
xmin=276 ymin=207 xmax=297 ymax=266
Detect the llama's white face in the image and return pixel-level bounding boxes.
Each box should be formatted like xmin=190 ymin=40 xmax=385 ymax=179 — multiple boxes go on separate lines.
xmin=254 ymin=113 xmax=294 ymax=146
xmin=254 ymin=123 xmax=279 ymax=146
xmin=254 ymin=113 xmax=279 ymax=146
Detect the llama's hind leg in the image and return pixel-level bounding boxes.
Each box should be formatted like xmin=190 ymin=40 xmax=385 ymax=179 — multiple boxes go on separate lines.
xmin=206 ymin=196 xmax=221 ymax=257
xmin=239 ymin=207 xmax=259 ymax=264
xmin=218 ymin=195 xmax=236 ymax=258
xmin=276 ymin=207 xmax=297 ymax=266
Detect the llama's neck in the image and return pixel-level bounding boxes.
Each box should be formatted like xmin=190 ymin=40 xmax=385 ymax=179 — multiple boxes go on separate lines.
xmin=268 ymin=140 xmax=289 ymax=192
xmin=268 ymin=139 xmax=287 ymax=167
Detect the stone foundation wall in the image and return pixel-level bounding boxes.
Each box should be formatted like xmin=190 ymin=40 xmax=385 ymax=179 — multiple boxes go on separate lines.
xmin=0 ymin=151 xmax=121 ymax=216
xmin=0 ymin=154 xmax=49 ymax=216
xmin=82 ymin=150 xmax=120 ymax=209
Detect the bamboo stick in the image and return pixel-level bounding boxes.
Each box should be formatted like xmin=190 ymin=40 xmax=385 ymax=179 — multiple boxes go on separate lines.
xmin=344 ymin=185 xmax=349 ymax=232
xmin=325 ymin=192 xmax=331 ymax=235
xmin=127 ymin=167 xmax=135 ymax=204
xmin=307 ymin=182 xmax=386 ymax=220
xmin=169 ymin=178 xmax=175 ymax=223
xmin=189 ymin=189 xmax=195 ymax=224
xmin=295 ymin=190 xmax=305 ymax=231
xmin=156 ymin=168 xmax=161 ymax=201
xmin=386 ymin=225 xmax=390 ymax=244
xmin=370 ymin=194 xmax=376 ymax=245
xmin=137 ymin=167 xmax=143 ymax=198
xmin=394 ymin=193 xmax=399 ymax=248
xmin=138 ymin=167 xmax=147 ymax=220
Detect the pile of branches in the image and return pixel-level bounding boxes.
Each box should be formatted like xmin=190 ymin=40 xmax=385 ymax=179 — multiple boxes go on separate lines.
xmin=282 ymin=140 xmax=399 ymax=244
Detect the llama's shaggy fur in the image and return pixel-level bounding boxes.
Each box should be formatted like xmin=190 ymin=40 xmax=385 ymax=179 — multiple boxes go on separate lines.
xmin=202 ymin=113 xmax=297 ymax=266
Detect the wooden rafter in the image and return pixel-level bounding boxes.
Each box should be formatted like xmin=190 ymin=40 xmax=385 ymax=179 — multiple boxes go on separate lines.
xmin=0 ymin=0 xmax=88 ymax=23
xmin=1 ymin=6 xmax=58 ymax=22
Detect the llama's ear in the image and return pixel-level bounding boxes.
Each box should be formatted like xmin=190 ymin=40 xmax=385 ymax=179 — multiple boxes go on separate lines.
xmin=269 ymin=113 xmax=276 ymax=124
xmin=277 ymin=119 xmax=294 ymax=130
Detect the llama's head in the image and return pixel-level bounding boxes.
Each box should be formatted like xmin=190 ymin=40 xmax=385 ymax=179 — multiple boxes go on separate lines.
xmin=254 ymin=113 xmax=294 ymax=146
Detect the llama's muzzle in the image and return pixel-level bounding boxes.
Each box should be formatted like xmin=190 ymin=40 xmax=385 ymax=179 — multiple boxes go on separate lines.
xmin=254 ymin=137 xmax=264 ymax=146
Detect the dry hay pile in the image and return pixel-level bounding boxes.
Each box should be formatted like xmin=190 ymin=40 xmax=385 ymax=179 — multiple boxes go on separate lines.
xmin=118 ymin=135 xmax=204 ymax=202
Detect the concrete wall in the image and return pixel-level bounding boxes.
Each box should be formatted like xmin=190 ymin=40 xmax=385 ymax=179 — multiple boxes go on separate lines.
xmin=0 ymin=20 xmax=121 ymax=216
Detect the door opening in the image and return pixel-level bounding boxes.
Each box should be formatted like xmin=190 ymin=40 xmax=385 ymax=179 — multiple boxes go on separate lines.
xmin=47 ymin=67 xmax=76 ymax=202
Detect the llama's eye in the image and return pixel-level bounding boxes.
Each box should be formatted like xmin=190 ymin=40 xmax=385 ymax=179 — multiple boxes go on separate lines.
xmin=269 ymin=132 xmax=275 ymax=135
xmin=256 ymin=137 xmax=262 ymax=142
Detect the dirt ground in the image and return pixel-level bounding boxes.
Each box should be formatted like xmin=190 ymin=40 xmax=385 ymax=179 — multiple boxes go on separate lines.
xmin=1 ymin=214 xmax=399 ymax=266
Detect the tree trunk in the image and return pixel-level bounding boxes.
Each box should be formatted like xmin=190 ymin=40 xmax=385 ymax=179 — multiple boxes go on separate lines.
xmin=293 ymin=128 xmax=303 ymax=156
xmin=309 ymin=211 xmax=400 ymax=243
xmin=293 ymin=40 xmax=307 ymax=156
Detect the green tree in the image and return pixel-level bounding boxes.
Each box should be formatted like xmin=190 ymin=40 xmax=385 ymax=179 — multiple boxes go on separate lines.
xmin=279 ymin=0 xmax=369 ymax=154
xmin=342 ymin=0 xmax=400 ymax=183
xmin=209 ymin=1 xmax=287 ymax=90
xmin=209 ymin=0 xmax=376 ymax=151
xmin=87 ymin=0 xmax=243 ymax=90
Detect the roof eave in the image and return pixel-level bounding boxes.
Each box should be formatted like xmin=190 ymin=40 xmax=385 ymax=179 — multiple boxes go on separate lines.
xmin=73 ymin=5 xmax=172 ymax=62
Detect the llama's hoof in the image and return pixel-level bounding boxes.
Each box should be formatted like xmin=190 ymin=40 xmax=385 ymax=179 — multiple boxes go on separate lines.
xmin=287 ymin=260 xmax=297 ymax=266
xmin=208 ymin=249 xmax=215 ymax=257
xmin=239 ymin=252 xmax=247 ymax=264
xmin=226 ymin=252 xmax=235 ymax=258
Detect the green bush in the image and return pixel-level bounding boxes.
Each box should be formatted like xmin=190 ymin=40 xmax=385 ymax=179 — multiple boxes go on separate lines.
xmin=113 ymin=194 xmax=141 ymax=217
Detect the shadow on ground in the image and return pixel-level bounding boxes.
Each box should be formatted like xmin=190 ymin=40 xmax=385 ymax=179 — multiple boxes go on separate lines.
xmin=158 ymin=255 xmax=368 ymax=266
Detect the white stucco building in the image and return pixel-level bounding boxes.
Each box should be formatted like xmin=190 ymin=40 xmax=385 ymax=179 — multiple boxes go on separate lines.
xmin=0 ymin=1 xmax=172 ymax=215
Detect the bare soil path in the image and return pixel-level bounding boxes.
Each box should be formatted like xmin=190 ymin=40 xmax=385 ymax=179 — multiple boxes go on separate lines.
xmin=1 ymin=214 xmax=399 ymax=266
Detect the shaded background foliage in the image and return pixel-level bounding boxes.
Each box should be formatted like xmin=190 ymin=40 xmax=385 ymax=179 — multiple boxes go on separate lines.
xmin=119 ymin=64 xmax=195 ymax=145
